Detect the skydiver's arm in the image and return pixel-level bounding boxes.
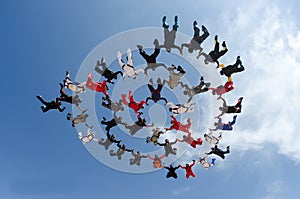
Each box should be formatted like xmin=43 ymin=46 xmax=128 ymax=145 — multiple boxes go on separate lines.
xmin=176 ymin=138 xmax=185 ymax=143
xmin=135 ymin=68 xmax=145 ymax=75
xmin=146 ymin=97 xmax=152 ymax=104
xmin=173 ymin=45 xmax=183 ymax=54
xmin=165 ymin=102 xmax=175 ymax=108
xmin=181 ymin=43 xmax=190 ymax=49
xmin=160 ymin=97 xmax=168 ymax=104
xmin=170 ymin=139 xmax=178 ymax=145
xmin=148 ymin=154 xmax=154 ymax=160
xmin=157 ymin=142 xmax=165 ymax=146
xmin=159 ymin=154 xmax=166 ymax=159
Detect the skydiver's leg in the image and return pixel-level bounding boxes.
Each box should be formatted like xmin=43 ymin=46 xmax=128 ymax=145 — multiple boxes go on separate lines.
xmin=127 ymin=48 xmax=133 ymax=66
xmin=162 ymin=16 xmax=169 ymax=28
xmin=172 ymin=16 xmax=179 ymax=31
xmin=157 ymin=84 xmax=163 ymax=92
xmin=229 ymin=115 xmax=237 ymax=126
xmin=148 ymin=84 xmax=155 ymax=93
xmin=36 ymin=96 xmax=48 ymax=106
xmin=117 ymin=51 xmax=125 ymax=68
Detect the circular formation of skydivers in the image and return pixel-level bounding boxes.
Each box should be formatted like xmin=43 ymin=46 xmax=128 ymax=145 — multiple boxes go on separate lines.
xmin=36 ymin=16 xmax=245 ymax=179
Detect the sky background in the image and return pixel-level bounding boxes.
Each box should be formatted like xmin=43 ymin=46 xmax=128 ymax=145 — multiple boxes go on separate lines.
xmin=1 ymin=0 xmax=300 ymax=199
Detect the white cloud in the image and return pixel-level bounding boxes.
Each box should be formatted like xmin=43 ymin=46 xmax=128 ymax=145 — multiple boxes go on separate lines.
xmin=261 ymin=180 xmax=285 ymax=199
xmin=216 ymin=2 xmax=300 ymax=163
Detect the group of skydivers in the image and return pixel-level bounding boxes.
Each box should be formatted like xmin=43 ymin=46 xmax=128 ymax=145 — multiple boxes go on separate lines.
xmin=36 ymin=16 xmax=245 ymax=179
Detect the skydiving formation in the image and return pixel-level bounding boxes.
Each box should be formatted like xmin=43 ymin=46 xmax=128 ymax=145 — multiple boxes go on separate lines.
xmin=36 ymin=15 xmax=246 ymax=179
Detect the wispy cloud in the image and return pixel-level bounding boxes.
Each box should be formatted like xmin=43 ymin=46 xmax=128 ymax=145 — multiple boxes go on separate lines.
xmin=217 ymin=2 xmax=300 ymax=163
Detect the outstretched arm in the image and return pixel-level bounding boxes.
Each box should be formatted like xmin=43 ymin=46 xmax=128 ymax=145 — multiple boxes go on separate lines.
xmin=135 ymin=68 xmax=145 ymax=75
xmin=173 ymin=45 xmax=183 ymax=54
xmin=160 ymin=97 xmax=168 ymax=104
xmin=146 ymin=97 xmax=152 ymax=104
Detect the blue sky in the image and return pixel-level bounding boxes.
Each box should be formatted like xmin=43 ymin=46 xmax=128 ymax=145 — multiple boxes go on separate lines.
xmin=1 ymin=0 xmax=300 ymax=199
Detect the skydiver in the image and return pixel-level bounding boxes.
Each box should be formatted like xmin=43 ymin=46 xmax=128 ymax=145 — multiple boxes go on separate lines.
xmin=86 ymin=73 xmax=109 ymax=97
xmin=180 ymin=160 xmax=196 ymax=179
xmin=181 ymin=21 xmax=209 ymax=54
xmin=137 ymin=39 xmax=167 ymax=75
xmin=129 ymin=150 xmax=148 ymax=166
xmin=101 ymin=95 xmax=124 ymax=113
xmin=197 ymin=35 xmax=228 ymax=67
xmin=110 ymin=143 xmax=133 ymax=160
xmin=148 ymin=154 xmax=166 ymax=168
xmin=209 ymin=77 xmax=234 ymax=96
xmin=158 ymin=16 xmax=182 ymax=54
xmin=182 ymin=76 xmax=211 ymax=102
xmin=219 ymin=56 xmax=245 ymax=77
xmin=36 ymin=95 xmax=65 ymax=113
xmin=124 ymin=114 xmax=154 ymax=136
xmin=204 ymin=131 xmax=222 ymax=145
xmin=145 ymin=78 xmax=168 ymax=105
xmin=121 ymin=90 xmax=146 ymax=115
xmin=199 ymin=156 xmax=216 ymax=170
xmin=163 ymin=64 xmax=186 ymax=90
xmin=166 ymin=101 xmax=195 ymax=116
xmin=101 ymin=112 xmax=125 ymax=132
xmin=166 ymin=115 xmax=192 ymax=134
xmin=209 ymin=115 xmax=237 ymax=131
xmin=95 ymin=57 xmax=123 ymax=84
xmin=215 ymin=96 xmax=243 ymax=118
xmin=59 ymin=83 xmax=83 ymax=111
xmin=146 ymin=127 xmax=166 ymax=146
xmin=97 ymin=130 xmax=122 ymax=150
xmin=164 ymin=165 xmax=181 ymax=179
xmin=205 ymin=145 xmax=230 ymax=159
xmin=66 ymin=109 xmax=90 ymax=127
xmin=78 ymin=127 xmax=96 ymax=144
xmin=117 ymin=48 xmax=144 ymax=80
xmin=63 ymin=70 xmax=86 ymax=93
xmin=177 ymin=133 xmax=203 ymax=148
xmin=157 ymin=139 xmax=178 ymax=157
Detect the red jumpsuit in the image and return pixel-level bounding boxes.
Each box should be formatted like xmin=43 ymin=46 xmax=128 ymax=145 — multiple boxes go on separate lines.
xmin=209 ymin=80 xmax=234 ymax=95
xmin=122 ymin=90 xmax=146 ymax=114
xmin=178 ymin=133 xmax=202 ymax=148
xmin=167 ymin=116 xmax=191 ymax=133
xmin=181 ymin=161 xmax=196 ymax=179
xmin=86 ymin=73 xmax=109 ymax=96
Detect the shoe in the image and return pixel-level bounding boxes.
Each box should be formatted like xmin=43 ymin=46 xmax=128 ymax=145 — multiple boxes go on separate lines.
xmin=149 ymin=78 xmax=153 ymax=85
xmin=214 ymin=35 xmax=218 ymax=41
xmin=200 ymin=76 xmax=204 ymax=81
xmin=222 ymin=41 xmax=226 ymax=47
xmin=157 ymin=78 xmax=162 ymax=84
xmin=174 ymin=16 xmax=178 ymax=23
xmin=193 ymin=21 xmax=197 ymax=26
xmin=153 ymin=39 xmax=159 ymax=48
xmin=202 ymin=25 xmax=207 ymax=32
xmin=96 ymin=60 xmax=101 ymax=66
xmin=137 ymin=45 xmax=143 ymax=50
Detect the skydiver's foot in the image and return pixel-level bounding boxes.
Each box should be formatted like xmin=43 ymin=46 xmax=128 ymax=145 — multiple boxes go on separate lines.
xmin=226 ymin=146 xmax=230 ymax=153
xmin=222 ymin=41 xmax=226 ymax=47
xmin=202 ymin=25 xmax=208 ymax=32
xmin=200 ymin=76 xmax=204 ymax=81
xmin=157 ymin=78 xmax=162 ymax=84
xmin=193 ymin=20 xmax=197 ymax=27
xmin=137 ymin=45 xmax=143 ymax=50
xmin=96 ymin=60 xmax=101 ymax=66
xmin=153 ymin=39 xmax=159 ymax=48
xmin=162 ymin=16 xmax=169 ymax=28
xmin=149 ymin=78 xmax=153 ymax=85
xmin=41 ymin=106 xmax=46 ymax=112
xmin=214 ymin=35 xmax=218 ymax=41
xmin=174 ymin=16 xmax=178 ymax=23
xmin=239 ymin=97 xmax=243 ymax=102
